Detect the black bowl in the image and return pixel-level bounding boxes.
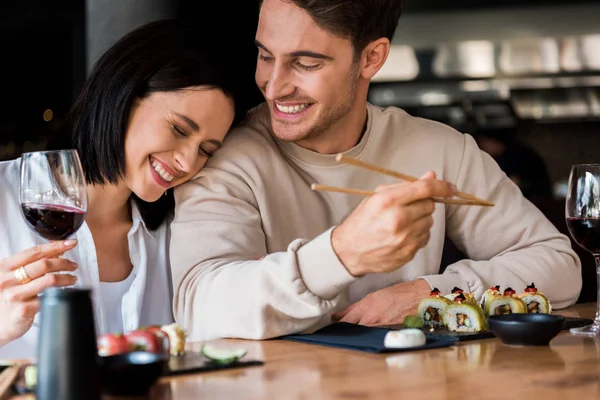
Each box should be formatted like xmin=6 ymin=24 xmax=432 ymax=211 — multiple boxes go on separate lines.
xmin=488 ymin=314 xmax=565 ymax=346
xmin=99 ymin=351 xmax=168 ymax=396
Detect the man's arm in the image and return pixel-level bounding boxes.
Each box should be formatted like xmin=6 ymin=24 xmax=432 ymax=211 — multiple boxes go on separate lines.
xmin=422 ymin=134 xmax=582 ymax=308
xmin=170 ymin=166 xmax=356 ymax=341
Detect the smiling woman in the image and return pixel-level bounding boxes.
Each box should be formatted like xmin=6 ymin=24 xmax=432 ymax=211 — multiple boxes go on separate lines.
xmin=0 ymin=19 xmax=241 ymax=359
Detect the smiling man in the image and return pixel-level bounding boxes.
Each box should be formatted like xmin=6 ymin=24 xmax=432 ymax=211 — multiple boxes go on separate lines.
xmin=170 ymin=0 xmax=581 ymax=340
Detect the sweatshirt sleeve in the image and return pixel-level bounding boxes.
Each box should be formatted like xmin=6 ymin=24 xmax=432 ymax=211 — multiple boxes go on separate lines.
xmin=421 ymin=134 xmax=582 ymax=308
xmin=169 ymin=165 xmax=356 ymax=341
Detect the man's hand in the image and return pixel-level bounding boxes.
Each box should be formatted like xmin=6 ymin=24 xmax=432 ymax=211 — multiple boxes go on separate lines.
xmin=331 ymin=171 xmax=456 ymax=277
xmin=332 ymin=279 xmax=431 ymax=326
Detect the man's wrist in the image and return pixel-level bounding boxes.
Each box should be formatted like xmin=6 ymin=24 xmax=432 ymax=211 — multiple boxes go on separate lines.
xmin=331 ymin=225 xmax=363 ymax=277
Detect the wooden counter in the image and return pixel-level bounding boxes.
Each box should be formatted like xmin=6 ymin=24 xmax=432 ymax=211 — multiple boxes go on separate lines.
xmin=143 ymin=303 xmax=600 ymax=400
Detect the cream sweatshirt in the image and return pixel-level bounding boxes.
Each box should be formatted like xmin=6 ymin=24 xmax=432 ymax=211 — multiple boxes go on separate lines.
xmin=170 ymin=103 xmax=582 ymax=341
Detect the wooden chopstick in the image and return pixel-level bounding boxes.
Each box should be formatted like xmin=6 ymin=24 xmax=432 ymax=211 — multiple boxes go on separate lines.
xmin=335 ymin=154 xmax=495 ymax=207
xmin=311 ymin=184 xmax=491 ymax=206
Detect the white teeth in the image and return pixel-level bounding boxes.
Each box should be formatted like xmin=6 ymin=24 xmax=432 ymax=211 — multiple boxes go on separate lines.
xmin=275 ymin=103 xmax=309 ymax=114
xmin=151 ymin=160 xmax=174 ymax=182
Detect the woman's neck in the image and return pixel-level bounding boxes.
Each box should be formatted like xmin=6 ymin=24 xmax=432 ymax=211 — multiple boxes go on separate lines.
xmin=86 ymin=182 xmax=132 ymax=227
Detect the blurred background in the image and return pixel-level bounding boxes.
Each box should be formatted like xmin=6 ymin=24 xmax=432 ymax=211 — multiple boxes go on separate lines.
xmin=1 ymin=0 xmax=599 ymax=301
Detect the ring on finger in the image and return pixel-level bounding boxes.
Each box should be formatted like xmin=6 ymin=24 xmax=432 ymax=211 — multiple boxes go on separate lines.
xmin=14 ymin=266 xmax=33 ymax=285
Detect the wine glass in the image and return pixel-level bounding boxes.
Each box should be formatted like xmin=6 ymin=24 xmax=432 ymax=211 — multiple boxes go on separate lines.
xmin=20 ymin=150 xmax=87 ymax=241
xmin=565 ymin=164 xmax=600 ymax=336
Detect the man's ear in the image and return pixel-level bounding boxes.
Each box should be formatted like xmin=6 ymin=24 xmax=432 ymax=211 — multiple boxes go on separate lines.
xmin=359 ymin=38 xmax=390 ymax=80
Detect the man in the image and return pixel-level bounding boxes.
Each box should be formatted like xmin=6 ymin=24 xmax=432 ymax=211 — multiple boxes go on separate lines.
xmin=170 ymin=0 xmax=581 ymax=340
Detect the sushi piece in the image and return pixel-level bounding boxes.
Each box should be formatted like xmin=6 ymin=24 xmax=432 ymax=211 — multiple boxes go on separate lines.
xmin=443 ymin=294 xmax=486 ymax=333
xmin=480 ymin=285 xmax=501 ymax=317
xmin=384 ymin=329 xmax=426 ymax=349
xmin=445 ymin=287 xmax=477 ymax=304
xmin=417 ymin=288 xmax=451 ymax=328
xmin=97 ymin=333 xmax=131 ymax=356
xmin=161 ymin=323 xmax=187 ymax=356
xmin=143 ymin=325 xmax=171 ymax=355
xmin=125 ymin=330 xmax=164 ymax=353
xmin=519 ymin=283 xmax=552 ymax=314
xmin=488 ymin=287 xmax=527 ymax=315
xmin=444 ymin=287 xmax=465 ymax=302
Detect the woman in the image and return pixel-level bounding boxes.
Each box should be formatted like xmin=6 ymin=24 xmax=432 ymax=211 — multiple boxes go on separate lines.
xmin=0 ymin=19 xmax=240 ymax=358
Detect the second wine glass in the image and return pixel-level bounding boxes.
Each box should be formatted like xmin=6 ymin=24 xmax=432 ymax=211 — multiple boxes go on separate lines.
xmin=565 ymin=163 xmax=600 ymax=336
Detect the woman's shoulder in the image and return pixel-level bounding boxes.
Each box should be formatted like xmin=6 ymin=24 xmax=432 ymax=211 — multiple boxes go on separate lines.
xmin=0 ymin=158 xmax=21 ymax=204
xmin=0 ymin=158 xmax=21 ymax=182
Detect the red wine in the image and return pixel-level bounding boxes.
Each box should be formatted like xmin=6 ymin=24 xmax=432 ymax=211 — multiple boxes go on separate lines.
xmin=566 ymin=217 xmax=600 ymax=255
xmin=21 ymin=203 xmax=85 ymax=240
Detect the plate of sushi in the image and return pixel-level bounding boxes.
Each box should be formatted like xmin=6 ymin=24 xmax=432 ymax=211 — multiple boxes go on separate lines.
xmin=395 ymin=282 xmax=588 ymax=342
xmin=97 ymin=323 xmax=262 ymax=375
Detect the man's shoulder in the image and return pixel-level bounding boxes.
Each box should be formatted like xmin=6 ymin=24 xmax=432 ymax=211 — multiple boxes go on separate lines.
xmin=368 ymin=103 xmax=467 ymax=147
xmin=224 ymin=103 xmax=276 ymax=148
xmin=190 ymin=104 xmax=281 ymax=180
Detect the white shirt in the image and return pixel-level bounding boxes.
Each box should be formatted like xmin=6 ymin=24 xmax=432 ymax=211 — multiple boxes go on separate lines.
xmin=99 ymin=270 xmax=136 ymax=333
xmin=0 ymin=159 xmax=174 ymax=359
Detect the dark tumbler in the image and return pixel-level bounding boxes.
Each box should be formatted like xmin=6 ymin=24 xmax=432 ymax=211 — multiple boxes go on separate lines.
xmin=36 ymin=288 xmax=101 ymax=400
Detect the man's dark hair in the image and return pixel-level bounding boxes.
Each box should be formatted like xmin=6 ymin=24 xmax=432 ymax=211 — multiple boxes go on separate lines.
xmin=259 ymin=0 xmax=403 ymax=56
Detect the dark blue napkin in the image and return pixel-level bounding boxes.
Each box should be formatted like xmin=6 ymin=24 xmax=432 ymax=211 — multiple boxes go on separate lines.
xmin=282 ymin=322 xmax=455 ymax=353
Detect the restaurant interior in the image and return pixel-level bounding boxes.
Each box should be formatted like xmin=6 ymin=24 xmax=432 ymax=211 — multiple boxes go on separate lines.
xmin=1 ymin=1 xmax=600 ymax=398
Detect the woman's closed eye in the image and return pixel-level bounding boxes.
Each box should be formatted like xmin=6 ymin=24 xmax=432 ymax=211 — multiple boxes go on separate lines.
xmin=170 ymin=123 xmax=188 ymax=137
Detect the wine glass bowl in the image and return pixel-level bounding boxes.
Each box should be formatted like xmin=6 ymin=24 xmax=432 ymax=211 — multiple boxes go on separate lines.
xmin=565 ymin=164 xmax=600 ymax=336
xmin=19 ymin=150 xmax=87 ymax=241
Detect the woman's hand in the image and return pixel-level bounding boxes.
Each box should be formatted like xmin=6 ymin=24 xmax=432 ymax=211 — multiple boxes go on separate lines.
xmin=0 ymin=240 xmax=79 ymax=346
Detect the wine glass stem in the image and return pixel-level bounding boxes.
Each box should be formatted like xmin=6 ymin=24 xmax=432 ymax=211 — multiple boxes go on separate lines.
xmin=595 ymin=256 xmax=600 ymax=326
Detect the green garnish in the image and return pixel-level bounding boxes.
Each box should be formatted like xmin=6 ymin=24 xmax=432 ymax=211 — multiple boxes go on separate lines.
xmin=403 ymin=315 xmax=424 ymax=328
xmin=201 ymin=344 xmax=247 ymax=365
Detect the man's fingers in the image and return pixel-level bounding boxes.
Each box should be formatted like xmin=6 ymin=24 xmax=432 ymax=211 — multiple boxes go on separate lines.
xmin=419 ymin=170 xmax=436 ymax=180
xmin=333 ymin=302 xmax=358 ymax=321
xmin=0 ymin=240 xmax=77 ymax=272
xmin=374 ymin=179 xmax=457 ymax=207
xmin=339 ymin=309 xmax=362 ymax=324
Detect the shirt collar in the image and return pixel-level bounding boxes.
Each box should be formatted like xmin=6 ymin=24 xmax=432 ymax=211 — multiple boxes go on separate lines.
xmin=130 ymin=200 xmax=155 ymax=239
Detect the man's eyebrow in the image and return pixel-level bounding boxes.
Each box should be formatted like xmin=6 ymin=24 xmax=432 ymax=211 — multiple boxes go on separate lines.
xmin=174 ymin=112 xmax=199 ymax=132
xmin=255 ymin=40 xmax=334 ymax=61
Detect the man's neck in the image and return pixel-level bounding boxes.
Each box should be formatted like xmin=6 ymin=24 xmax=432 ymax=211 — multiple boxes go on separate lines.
xmin=296 ymin=104 xmax=368 ymax=155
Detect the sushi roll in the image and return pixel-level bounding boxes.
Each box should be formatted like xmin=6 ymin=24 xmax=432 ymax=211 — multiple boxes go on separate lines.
xmin=417 ymin=288 xmax=451 ymax=328
xmin=444 ymin=287 xmax=465 ymax=302
xmin=480 ymin=285 xmax=501 ymax=317
xmin=443 ymin=294 xmax=486 ymax=333
xmin=488 ymin=287 xmax=527 ymax=315
xmin=445 ymin=287 xmax=477 ymax=304
xmin=519 ymin=283 xmax=552 ymax=314
xmin=161 ymin=323 xmax=187 ymax=356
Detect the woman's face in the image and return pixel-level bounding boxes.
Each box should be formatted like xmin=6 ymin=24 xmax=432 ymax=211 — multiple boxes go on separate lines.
xmin=123 ymin=87 xmax=234 ymax=202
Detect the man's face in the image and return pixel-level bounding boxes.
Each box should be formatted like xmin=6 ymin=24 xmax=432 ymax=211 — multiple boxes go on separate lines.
xmin=255 ymin=0 xmax=361 ymax=146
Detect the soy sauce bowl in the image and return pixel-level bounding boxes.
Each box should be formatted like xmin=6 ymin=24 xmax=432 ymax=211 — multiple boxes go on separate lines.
xmin=488 ymin=314 xmax=565 ymax=346
xmin=99 ymin=351 xmax=168 ymax=396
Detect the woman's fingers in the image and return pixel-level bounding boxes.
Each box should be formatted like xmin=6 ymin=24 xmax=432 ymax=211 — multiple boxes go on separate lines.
xmin=0 ymin=240 xmax=77 ymax=273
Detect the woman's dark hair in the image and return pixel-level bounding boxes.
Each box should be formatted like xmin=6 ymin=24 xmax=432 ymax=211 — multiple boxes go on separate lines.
xmin=68 ymin=19 xmax=242 ymax=230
